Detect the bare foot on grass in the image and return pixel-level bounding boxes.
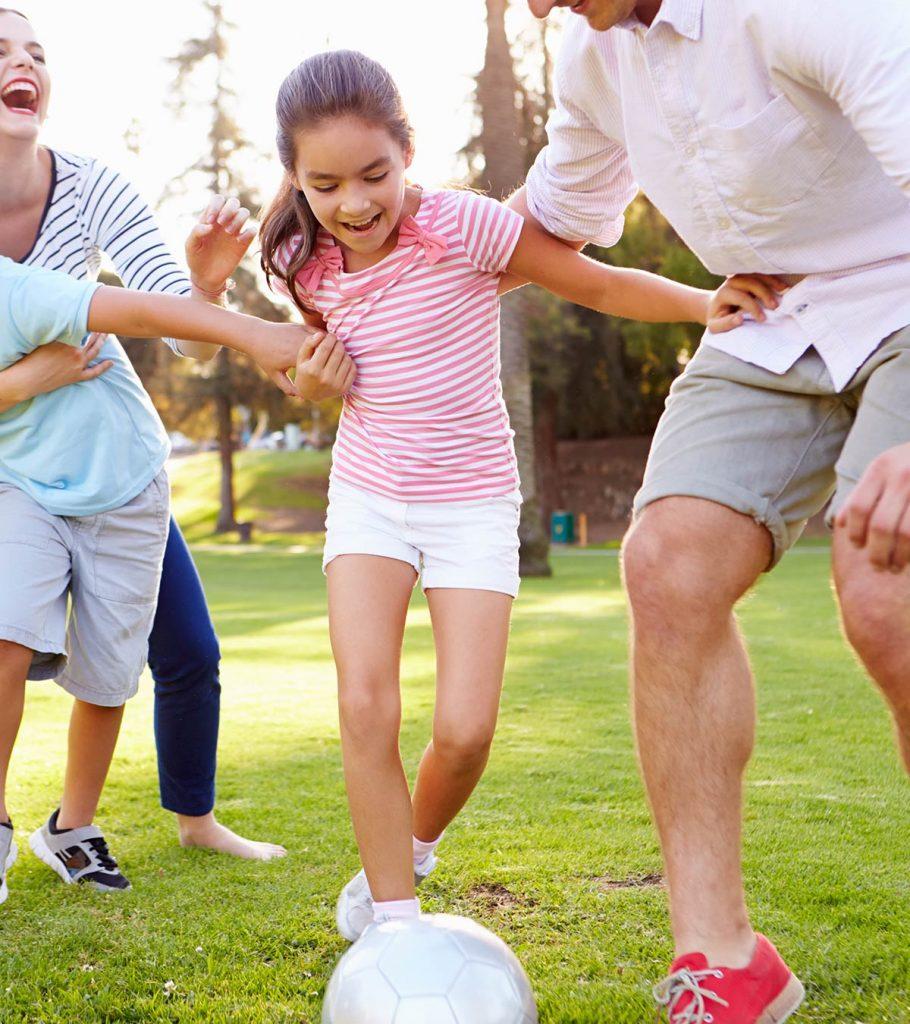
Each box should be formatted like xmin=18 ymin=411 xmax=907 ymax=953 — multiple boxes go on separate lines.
xmin=177 ymin=812 xmax=287 ymax=861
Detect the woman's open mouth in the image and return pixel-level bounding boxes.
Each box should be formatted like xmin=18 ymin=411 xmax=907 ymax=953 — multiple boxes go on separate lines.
xmin=570 ymin=0 xmax=591 ymax=14
xmin=1 ymin=78 xmax=39 ymax=116
xmin=341 ymin=213 xmax=381 ymax=237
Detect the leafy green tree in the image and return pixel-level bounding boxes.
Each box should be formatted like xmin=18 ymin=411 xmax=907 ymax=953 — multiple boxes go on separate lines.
xmin=165 ymin=1 xmax=252 ymax=533
xmin=162 ymin=1 xmax=339 ymax=534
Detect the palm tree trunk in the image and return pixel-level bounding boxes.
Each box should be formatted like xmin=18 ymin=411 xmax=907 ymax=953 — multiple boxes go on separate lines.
xmin=481 ymin=0 xmax=551 ymax=576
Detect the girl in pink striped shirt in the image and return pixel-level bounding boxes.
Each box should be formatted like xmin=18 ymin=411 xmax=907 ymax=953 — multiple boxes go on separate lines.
xmin=257 ymin=49 xmax=774 ymax=939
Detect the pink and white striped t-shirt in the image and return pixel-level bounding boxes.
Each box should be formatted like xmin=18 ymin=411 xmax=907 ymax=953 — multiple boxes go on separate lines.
xmin=274 ymin=189 xmax=525 ymax=503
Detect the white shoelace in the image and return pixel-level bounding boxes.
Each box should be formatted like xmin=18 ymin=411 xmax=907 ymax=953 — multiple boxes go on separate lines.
xmin=653 ymin=966 xmax=730 ymax=1024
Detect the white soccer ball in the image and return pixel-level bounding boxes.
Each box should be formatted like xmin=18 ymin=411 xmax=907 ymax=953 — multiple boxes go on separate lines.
xmin=322 ymin=914 xmax=538 ymax=1024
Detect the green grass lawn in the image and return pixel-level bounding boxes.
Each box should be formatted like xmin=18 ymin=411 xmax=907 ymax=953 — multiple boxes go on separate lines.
xmin=169 ymin=450 xmax=332 ymax=546
xmin=1 ymin=546 xmax=908 ymax=1023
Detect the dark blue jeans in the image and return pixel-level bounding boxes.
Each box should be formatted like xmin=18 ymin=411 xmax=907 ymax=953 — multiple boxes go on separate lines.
xmin=148 ymin=518 xmax=221 ymax=816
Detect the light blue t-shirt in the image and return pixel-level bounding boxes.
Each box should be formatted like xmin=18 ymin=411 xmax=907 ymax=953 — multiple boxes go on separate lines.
xmin=0 ymin=256 xmax=170 ymax=516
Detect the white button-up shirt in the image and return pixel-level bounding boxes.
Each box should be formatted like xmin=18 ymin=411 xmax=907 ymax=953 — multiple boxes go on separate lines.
xmin=525 ymin=0 xmax=910 ymax=390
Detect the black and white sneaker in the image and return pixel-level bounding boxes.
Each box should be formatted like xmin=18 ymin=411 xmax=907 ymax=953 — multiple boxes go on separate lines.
xmin=29 ymin=810 xmax=131 ymax=892
xmin=0 ymin=821 xmax=17 ymax=905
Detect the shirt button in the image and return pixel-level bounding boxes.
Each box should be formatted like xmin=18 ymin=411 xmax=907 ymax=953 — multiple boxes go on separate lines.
xmin=718 ymin=217 xmax=732 ymax=230
xmin=795 ymin=303 xmax=809 ymax=314
xmin=684 ymin=144 xmax=697 ymax=158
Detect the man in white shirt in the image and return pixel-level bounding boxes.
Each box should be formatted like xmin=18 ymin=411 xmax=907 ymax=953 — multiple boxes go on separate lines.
xmin=520 ymin=1 xmax=910 ymax=1020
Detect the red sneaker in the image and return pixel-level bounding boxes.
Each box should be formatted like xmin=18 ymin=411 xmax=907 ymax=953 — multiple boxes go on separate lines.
xmin=653 ymin=934 xmax=804 ymax=1023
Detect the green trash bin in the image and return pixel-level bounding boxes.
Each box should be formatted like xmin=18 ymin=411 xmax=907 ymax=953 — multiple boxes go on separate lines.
xmin=550 ymin=510 xmax=575 ymax=544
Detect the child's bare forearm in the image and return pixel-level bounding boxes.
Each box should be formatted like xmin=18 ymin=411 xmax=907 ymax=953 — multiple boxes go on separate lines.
xmin=597 ymin=267 xmax=709 ymax=325
xmin=508 ymin=222 xmax=709 ymax=325
xmin=86 ymin=287 xmax=260 ymax=356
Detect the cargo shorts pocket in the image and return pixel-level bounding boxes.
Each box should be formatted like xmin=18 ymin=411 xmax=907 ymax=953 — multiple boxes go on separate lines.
xmin=85 ymin=475 xmax=169 ymax=605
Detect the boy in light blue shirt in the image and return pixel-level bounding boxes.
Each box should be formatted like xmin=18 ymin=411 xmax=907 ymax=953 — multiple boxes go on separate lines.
xmin=0 ymin=256 xmax=312 ymax=900
xmin=0 ymin=255 xmax=169 ymax=515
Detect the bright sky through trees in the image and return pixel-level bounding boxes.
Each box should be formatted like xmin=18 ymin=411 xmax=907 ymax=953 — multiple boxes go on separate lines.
xmin=27 ymin=0 xmax=553 ymax=254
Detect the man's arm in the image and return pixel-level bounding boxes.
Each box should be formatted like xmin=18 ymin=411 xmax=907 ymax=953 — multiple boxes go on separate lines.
xmin=522 ymin=20 xmax=638 ymax=245
xmin=774 ymin=1 xmax=910 ymax=194
xmin=499 ymin=21 xmax=636 ymax=294
xmin=777 ymin=3 xmax=910 ymax=569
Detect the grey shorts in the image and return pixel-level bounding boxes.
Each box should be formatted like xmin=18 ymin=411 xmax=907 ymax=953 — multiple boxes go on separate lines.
xmin=634 ymin=326 xmax=910 ymax=568
xmin=0 ymin=470 xmax=170 ymax=706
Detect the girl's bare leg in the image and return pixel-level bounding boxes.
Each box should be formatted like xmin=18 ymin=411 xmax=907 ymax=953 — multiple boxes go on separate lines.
xmin=411 ymin=589 xmax=512 ymax=843
xmin=328 ymin=555 xmax=417 ymax=902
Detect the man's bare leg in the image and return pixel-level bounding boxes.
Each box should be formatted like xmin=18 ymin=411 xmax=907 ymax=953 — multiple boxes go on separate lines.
xmin=622 ymin=496 xmax=772 ymax=967
xmin=833 ymin=526 xmax=910 ymax=773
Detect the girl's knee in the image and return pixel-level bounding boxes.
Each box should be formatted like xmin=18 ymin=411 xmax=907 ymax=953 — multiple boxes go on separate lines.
xmin=338 ymin=680 xmax=400 ymax=745
xmin=433 ymin=719 xmax=496 ymax=770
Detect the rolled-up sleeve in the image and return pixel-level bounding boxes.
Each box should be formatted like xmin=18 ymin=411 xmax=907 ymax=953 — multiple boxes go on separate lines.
xmin=525 ymin=26 xmax=638 ymax=246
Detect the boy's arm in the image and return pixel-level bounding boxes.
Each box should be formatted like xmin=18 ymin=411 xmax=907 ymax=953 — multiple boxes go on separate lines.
xmin=505 ymin=220 xmax=710 ymax=324
xmin=87 ymin=286 xmax=310 ymax=396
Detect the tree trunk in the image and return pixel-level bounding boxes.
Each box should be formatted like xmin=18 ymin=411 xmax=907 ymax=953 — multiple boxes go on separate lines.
xmin=213 ymin=347 xmax=237 ymax=533
xmin=480 ymin=0 xmax=551 ymax=576
xmin=500 ymin=291 xmax=551 ymax=575
xmin=533 ymin=382 xmax=560 ymax=530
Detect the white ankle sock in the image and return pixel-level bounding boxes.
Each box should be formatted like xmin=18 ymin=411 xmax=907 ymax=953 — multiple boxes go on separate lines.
xmin=412 ymin=832 xmax=443 ymax=870
xmin=373 ymin=897 xmax=420 ymax=923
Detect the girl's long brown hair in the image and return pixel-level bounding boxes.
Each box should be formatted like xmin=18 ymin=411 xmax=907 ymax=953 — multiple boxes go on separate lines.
xmin=260 ymin=50 xmax=414 ymax=313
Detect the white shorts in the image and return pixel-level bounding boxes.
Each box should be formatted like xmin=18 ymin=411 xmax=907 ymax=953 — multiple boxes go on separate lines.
xmin=323 ymin=480 xmax=522 ymax=597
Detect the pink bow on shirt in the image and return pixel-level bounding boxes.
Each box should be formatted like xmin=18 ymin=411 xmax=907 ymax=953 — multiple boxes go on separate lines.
xmin=298 ymin=245 xmax=344 ymax=294
xmin=398 ymin=217 xmax=448 ymax=265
